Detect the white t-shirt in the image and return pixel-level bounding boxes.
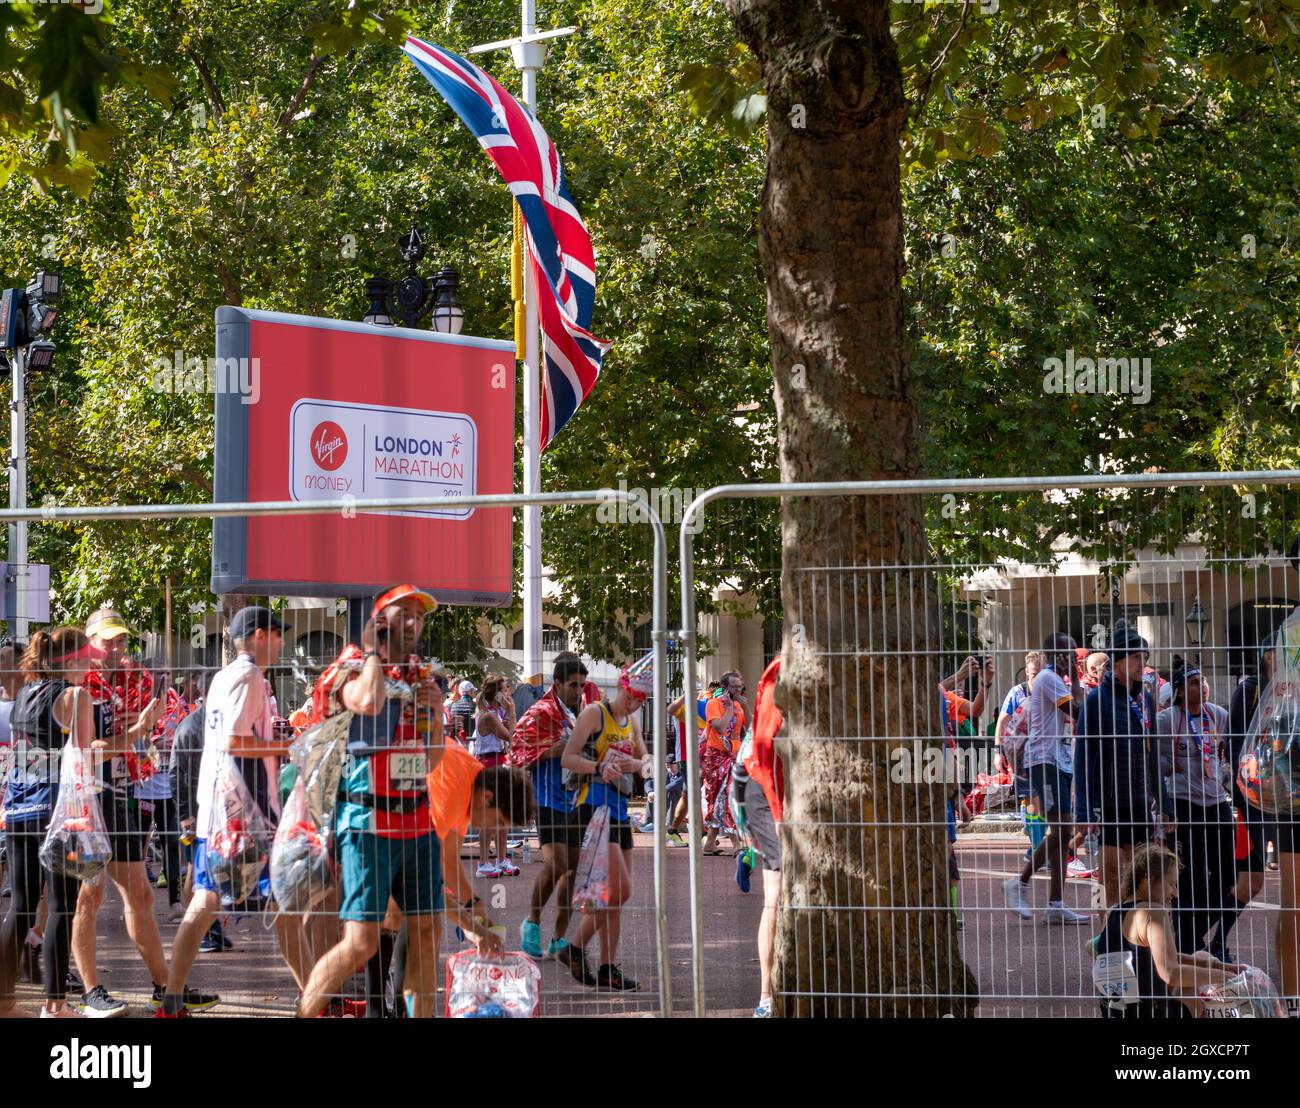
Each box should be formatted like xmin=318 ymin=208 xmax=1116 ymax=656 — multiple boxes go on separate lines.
xmin=1026 ymin=666 xmax=1075 ymax=773
xmin=195 ymin=654 xmax=273 ymax=840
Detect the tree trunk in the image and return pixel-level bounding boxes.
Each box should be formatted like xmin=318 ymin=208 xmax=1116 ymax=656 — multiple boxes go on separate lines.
xmin=725 ymin=0 xmax=977 ymax=1016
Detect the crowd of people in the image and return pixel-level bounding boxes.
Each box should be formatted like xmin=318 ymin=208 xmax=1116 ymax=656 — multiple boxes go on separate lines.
xmin=950 ymin=619 xmax=1299 ymax=1018
xmin=7 ymin=584 xmax=1293 ymax=1020
xmin=0 ymin=589 xmax=786 ymax=1018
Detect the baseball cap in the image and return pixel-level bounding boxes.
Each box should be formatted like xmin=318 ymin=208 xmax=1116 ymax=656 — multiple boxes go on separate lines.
xmin=458 ymin=680 xmax=477 ymax=697
xmin=85 ymin=608 xmax=131 ymax=640
xmin=371 ymin=584 xmax=437 ymax=620
xmin=228 ymin=605 xmax=285 ymax=641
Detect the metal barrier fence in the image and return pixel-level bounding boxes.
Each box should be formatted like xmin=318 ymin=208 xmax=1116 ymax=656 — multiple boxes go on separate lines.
xmin=679 ymin=471 xmax=1300 ymax=1018
xmin=0 ymin=489 xmax=674 ymax=1018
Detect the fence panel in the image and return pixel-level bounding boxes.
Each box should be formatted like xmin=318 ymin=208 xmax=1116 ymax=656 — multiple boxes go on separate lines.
xmin=0 ymin=489 xmax=672 ymax=1018
xmin=679 ymin=472 xmax=1300 ymax=1018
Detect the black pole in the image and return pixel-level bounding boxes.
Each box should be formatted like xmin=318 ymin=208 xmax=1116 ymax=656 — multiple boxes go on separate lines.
xmin=347 ymin=596 xmax=370 ymax=646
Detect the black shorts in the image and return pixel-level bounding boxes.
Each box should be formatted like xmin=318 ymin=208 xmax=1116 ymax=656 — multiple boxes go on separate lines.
xmin=536 ymin=804 xmax=583 ymax=852
xmin=577 ymin=806 xmax=632 ymax=851
xmin=1027 ymin=764 xmax=1070 ymax=820
xmin=745 ymin=781 xmax=781 ymax=871
xmin=1098 ymin=818 xmax=1149 ymax=850
xmin=100 ymin=794 xmax=147 ymax=864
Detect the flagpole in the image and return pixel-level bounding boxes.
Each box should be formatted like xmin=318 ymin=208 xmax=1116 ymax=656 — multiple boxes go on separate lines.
xmin=518 ymin=0 xmax=543 ymax=684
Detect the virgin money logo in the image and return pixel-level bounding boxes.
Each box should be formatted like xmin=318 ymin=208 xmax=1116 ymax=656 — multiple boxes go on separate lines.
xmin=311 ymin=421 xmax=347 ymax=471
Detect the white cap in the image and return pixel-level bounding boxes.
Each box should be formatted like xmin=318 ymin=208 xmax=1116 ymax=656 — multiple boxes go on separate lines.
xmin=458 ymin=680 xmax=477 ymax=696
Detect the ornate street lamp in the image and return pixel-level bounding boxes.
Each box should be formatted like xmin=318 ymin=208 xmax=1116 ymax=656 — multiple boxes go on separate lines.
xmin=362 ymin=223 xmax=463 ymax=333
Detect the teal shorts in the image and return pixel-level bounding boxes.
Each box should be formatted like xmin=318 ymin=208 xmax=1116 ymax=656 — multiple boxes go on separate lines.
xmin=338 ymin=827 xmax=444 ymax=922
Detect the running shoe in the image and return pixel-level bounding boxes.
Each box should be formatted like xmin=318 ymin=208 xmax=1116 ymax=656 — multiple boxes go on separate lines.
xmin=40 ymin=1005 xmax=84 ymax=1019
xmin=78 ymin=985 xmax=128 ymax=1018
xmin=596 ymin=963 xmax=641 ymax=992
xmin=1003 ymin=876 xmax=1032 ymax=920
xmin=198 ymin=925 xmax=231 ymax=953
xmin=476 ymin=862 xmax=503 ymax=878
xmin=562 ymin=947 xmax=599 ymax=987
xmin=506 ymin=839 xmax=524 ymax=850
xmin=1043 ymin=902 xmax=1089 ymax=925
xmin=753 ymin=1001 xmax=772 ymax=1018
xmin=497 ymin=859 xmax=521 ymax=877
xmin=666 ymin=831 xmax=686 ymax=847
xmin=153 ymin=871 xmax=169 ymax=889
xmin=521 ymin=919 xmax=543 ymax=958
xmin=546 ymin=937 xmax=572 ymax=960
xmin=65 ymin=970 xmax=82 ymax=994
xmin=635 ymin=819 xmax=654 ymax=834
xmin=152 ymin=1006 xmax=190 ymax=1019
xmin=149 ymin=984 xmax=220 ymax=1011
xmin=1066 ymin=858 xmax=1094 ymax=879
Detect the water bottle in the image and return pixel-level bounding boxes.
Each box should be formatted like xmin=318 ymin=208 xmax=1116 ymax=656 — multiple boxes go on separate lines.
xmin=521 ymin=841 xmax=533 ymax=865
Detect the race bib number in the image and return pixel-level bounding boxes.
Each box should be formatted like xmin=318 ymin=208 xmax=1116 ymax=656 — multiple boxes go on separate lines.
xmin=390 ymin=750 xmax=428 ymax=790
xmin=110 ymin=755 xmax=129 ymax=784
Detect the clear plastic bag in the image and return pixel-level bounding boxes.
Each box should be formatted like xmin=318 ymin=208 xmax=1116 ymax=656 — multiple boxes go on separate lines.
xmin=445 ymin=951 xmax=541 ymax=1018
xmin=39 ymin=742 xmax=111 ymax=883
xmin=1200 ymin=965 xmax=1286 ymax=1018
xmin=289 ymin=708 xmax=352 ymax=838
xmin=1238 ymin=609 xmax=1300 ymax=818
xmin=270 ymin=777 xmax=334 ymax=913
xmin=572 ymin=804 xmax=611 ymax=914
xmin=205 ymin=754 xmax=273 ymax=905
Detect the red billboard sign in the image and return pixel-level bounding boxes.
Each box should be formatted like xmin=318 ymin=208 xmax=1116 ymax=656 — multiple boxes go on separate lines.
xmin=212 ymin=307 xmax=515 ymax=605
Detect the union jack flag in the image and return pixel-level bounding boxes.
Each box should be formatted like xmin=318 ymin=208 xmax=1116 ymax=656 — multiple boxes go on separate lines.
xmin=403 ymin=36 xmax=610 ymax=450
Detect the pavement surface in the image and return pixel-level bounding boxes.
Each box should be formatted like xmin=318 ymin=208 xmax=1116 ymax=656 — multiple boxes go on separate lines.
xmin=6 ymin=822 xmax=1284 ymax=1018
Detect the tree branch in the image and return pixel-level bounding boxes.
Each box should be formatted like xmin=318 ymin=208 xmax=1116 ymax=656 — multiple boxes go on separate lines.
xmin=910 ymin=2 xmax=973 ymax=124
xmin=184 ymin=45 xmax=225 ymax=120
xmin=278 ymin=52 xmax=325 ymax=135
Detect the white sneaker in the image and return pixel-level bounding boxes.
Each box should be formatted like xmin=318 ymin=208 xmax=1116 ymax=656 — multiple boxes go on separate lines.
xmin=1003 ymin=877 xmax=1032 ymax=920
xmin=40 ymin=1005 xmax=83 ymax=1019
xmin=476 ymin=862 xmax=502 ymax=879
xmin=1043 ymin=902 xmax=1089 ymax=925
xmin=1067 ymin=859 xmax=1094 ymax=879
xmin=497 ymin=859 xmax=521 ymax=877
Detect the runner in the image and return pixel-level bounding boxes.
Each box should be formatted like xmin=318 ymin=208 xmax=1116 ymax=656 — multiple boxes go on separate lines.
xmin=701 ymin=671 xmax=747 ymax=855
xmin=137 ymin=673 xmax=196 ymax=918
xmin=731 ymin=656 xmax=784 ymax=1017
xmin=71 ymin=608 xmax=176 ymax=1017
xmin=156 ymin=606 xmax=295 ymax=1018
xmin=297 ymin=585 xmax=448 ymax=1018
xmin=470 ymin=674 xmax=516 ymax=878
xmin=511 ymin=652 xmax=595 ymax=977
xmin=0 ymin=628 xmax=101 ymax=1017
xmin=1003 ymin=634 xmax=1088 ymax=924
xmin=1074 ymin=620 xmax=1168 ymax=913
xmin=1224 ymin=633 xmax=1275 ymax=961
xmin=561 ymin=662 xmax=652 ymax=991
xmin=664 ymin=681 xmax=720 ymax=846
xmin=1157 ymin=661 xmax=1234 ymax=953
xmin=1093 ymin=844 xmax=1240 ymax=1018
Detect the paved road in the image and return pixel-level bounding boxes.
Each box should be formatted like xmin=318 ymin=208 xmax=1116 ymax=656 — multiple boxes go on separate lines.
xmin=8 ymin=825 xmax=1283 ymax=1017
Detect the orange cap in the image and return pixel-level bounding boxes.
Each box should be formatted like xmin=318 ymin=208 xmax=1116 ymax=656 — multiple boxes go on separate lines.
xmin=371 ymin=584 xmax=437 ymax=620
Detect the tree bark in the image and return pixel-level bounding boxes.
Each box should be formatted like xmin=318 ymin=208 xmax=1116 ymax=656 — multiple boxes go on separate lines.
xmin=725 ymin=0 xmax=977 ymax=1016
